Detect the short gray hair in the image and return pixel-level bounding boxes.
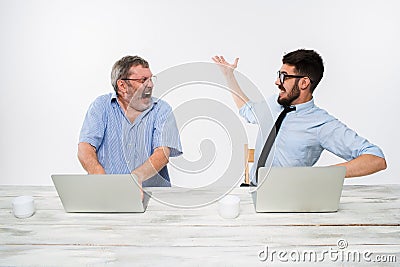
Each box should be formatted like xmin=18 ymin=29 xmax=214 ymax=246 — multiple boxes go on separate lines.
xmin=111 ymin=55 xmax=149 ymax=93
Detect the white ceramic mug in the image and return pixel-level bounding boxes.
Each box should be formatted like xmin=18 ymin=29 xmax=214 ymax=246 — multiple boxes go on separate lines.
xmin=12 ymin=196 xmax=35 ymax=219
xmin=218 ymin=195 xmax=240 ymax=219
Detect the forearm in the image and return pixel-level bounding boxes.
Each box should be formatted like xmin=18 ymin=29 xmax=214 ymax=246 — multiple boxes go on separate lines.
xmin=336 ymin=154 xmax=387 ymax=178
xmin=212 ymin=56 xmax=249 ymax=109
xmin=77 ymin=142 xmax=106 ymax=174
xmin=225 ymin=72 xmax=249 ymax=109
xmin=132 ymin=147 xmax=170 ymax=182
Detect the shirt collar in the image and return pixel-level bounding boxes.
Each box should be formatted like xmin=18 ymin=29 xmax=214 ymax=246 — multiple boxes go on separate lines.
xmin=293 ymin=97 xmax=315 ymax=113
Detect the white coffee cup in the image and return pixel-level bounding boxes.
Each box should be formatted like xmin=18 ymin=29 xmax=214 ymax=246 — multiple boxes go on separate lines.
xmin=218 ymin=195 xmax=240 ymax=219
xmin=12 ymin=196 xmax=36 ymax=219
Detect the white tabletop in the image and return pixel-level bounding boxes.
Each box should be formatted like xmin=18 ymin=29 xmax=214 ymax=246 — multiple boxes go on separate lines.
xmin=1 ymin=185 xmax=399 ymax=266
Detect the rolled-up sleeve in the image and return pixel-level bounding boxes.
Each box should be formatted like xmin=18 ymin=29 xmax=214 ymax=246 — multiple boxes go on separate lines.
xmin=152 ymin=102 xmax=182 ymax=157
xmin=318 ymin=117 xmax=385 ymax=160
xmin=79 ymin=97 xmax=106 ymax=150
xmin=239 ymin=101 xmax=258 ymax=124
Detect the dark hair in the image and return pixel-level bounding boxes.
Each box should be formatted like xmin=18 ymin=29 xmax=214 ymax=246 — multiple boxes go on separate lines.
xmin=111 ymin=55 xmax=149 ymax=93
xmin=282 ymin=49 xmax=324 ymax=92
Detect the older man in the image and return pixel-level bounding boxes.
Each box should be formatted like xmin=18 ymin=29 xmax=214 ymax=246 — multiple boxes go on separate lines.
xmin=78 ymin=56 xmax=182 ymax=187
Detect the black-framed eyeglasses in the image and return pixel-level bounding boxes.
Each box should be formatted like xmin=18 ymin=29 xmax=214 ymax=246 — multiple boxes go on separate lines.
xmin=120 ymin=76 xmax=157 ymax=84
xmin=277 ymin=71 xmax=312 ymax=84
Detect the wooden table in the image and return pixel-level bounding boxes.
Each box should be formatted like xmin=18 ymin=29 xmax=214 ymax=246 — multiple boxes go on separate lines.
xmin=1 ymin=185 xmax=399 ymax=266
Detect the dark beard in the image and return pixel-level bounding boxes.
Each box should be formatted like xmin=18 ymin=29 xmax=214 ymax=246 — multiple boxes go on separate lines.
xmin=277 ymin=80 xmax=300 ymax=106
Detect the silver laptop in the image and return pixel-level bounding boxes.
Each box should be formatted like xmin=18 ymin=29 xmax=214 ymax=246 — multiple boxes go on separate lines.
xmin=252 ymin=166 xmax=346 ymax=212
xmin=51 ymin=174 xmax=150 ymax=213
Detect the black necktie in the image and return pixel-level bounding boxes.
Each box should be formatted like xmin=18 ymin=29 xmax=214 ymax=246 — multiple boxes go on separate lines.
xmin=255 ymin=105 xmax=296 ymax=183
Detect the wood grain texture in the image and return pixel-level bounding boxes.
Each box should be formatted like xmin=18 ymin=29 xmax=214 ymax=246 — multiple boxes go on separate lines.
xmin=1 ymin=185 xmax=399 ymax=266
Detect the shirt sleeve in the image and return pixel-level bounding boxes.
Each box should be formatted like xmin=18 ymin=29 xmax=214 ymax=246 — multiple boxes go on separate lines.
xmin=239 ymin=98 xmax=276 ymax=127
xmin=78 ymin=97 xmax=106 ymax=150
xmin=239 ymin=101 xmax=258 ymax=124
xmin=152 ymin=101 xmax=183 ymax=157
xmin=318 ymin=116 xmax=385 ymax=161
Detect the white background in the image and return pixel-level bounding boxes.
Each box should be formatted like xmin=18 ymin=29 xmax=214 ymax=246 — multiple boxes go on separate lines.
xmin=0 ymin=0 xmax=398 ymax=185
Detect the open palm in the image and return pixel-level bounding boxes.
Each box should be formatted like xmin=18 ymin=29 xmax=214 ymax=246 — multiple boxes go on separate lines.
xmin=212 ymin=56 xmax=239 ymax=76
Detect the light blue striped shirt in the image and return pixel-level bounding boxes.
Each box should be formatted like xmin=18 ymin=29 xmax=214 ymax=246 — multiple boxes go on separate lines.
xmin=240 ymin=95 xmax=385 ymax=183
xmin=79 ymin=93 xmax=182 ymax=187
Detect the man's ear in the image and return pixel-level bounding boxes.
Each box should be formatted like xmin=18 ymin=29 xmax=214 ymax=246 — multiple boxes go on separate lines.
xmin=117 ymin=80 xmax=127 ymax=94
xmin=299 ymin=77 xmax=311 ymax=90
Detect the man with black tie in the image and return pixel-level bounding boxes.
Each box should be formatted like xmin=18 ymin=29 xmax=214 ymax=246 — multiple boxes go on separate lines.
xmin=213 ymin=49 xmax=386 ymax=185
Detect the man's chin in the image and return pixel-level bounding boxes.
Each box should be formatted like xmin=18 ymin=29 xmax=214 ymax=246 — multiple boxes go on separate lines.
xmin=277 ymin=96 xmax=289 ymax=106
xmin=129 ymin=100 xmax=152 ymax=112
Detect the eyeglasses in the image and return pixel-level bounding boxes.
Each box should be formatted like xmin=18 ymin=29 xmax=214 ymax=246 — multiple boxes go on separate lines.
xmin=277 ymin=71 xmax=313 ymax=84
xmin=121 ymin=76 xmax=157 ymax=84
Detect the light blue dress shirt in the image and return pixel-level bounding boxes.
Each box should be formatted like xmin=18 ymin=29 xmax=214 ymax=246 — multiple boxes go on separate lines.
xmin=79 ymin=93 xmax=182 ymax=187
xmin=239 ymin=94 xmax=385 ymax=183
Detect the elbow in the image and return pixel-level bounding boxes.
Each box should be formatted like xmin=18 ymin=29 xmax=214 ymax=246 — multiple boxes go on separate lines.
xmin=77 ymin=142 xmax=87 ymax=164
xmin=371 ymin=156 xmax=387 ymax=174
xmin=77 ymin=143 xmax=84 ymax=163
xmin=77 ymin=142 xmax=96 ymax=166
xmin=378 ymin=157 xmax=387 ymax=172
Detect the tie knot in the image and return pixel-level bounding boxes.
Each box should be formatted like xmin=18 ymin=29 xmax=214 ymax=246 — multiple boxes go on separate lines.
xmin=283 ymin=106 xmax=296 ymax=113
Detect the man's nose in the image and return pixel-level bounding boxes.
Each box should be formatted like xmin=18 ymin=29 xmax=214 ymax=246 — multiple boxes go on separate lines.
xmin=146 ymin=79 xmax=154 ymax=87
